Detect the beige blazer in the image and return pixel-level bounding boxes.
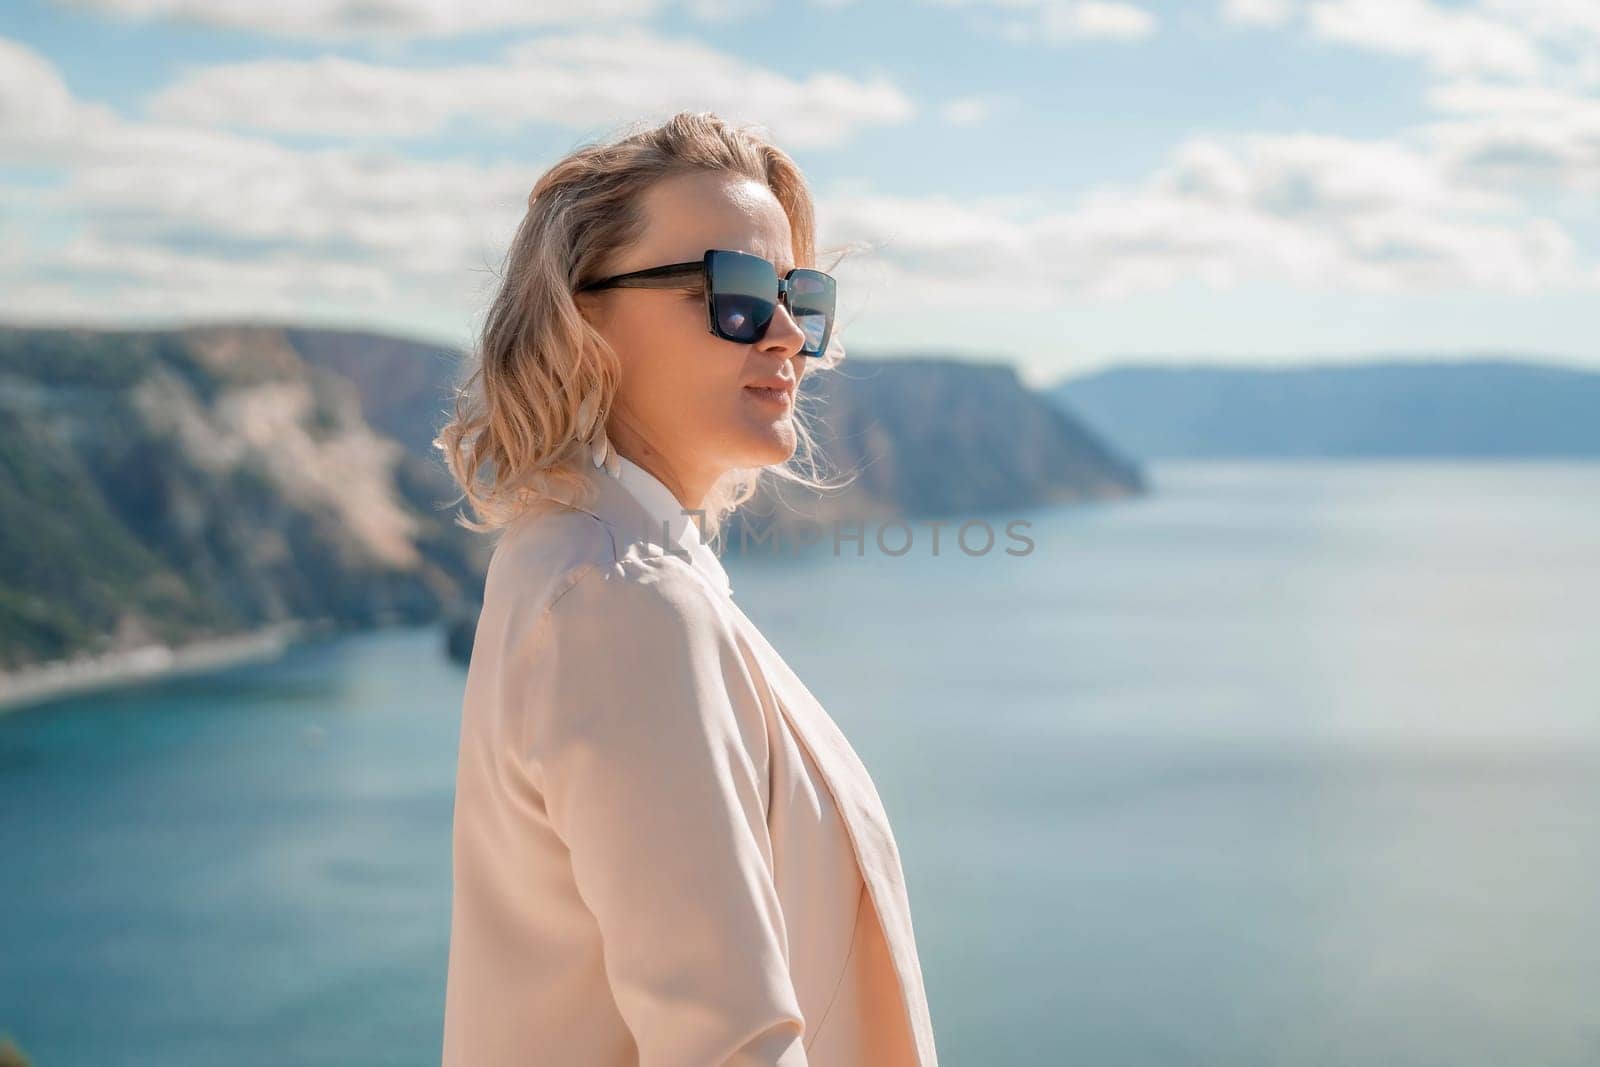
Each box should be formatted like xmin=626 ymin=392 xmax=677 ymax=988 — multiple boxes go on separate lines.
xmin=441 ymin=455 xmax=940 ymax=1066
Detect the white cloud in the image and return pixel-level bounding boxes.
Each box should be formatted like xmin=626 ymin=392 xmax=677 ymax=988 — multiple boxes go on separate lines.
xmin=1220 ymin=0 xmax=1297 ymax=27
xmin=928 ymin=0 xmax=1157 ymax=44
xmin=1480 ymin=0 xmax=1600 ymax=41
xmin=817 ymin=130 xmax=1591 ymax=311
xmin=0 ymin=35 xmax=91 ymax=136
xmin=1134 ymin=134 xmax=1578 ymax=294
xmin=1 ymin=36 xmax=532 ymax=328
xmin=1042 ymin=1 xmax=1156 ymax=40
xmin=938 ymin=94 xmax=1010 ymax=125
xmin=1236 ymin=0 xmax=1600 ymax=89
xmin=6 ymin=14 xmax=1597 ymax=344
xmin=1307 ymin=0 xmax=1546 ymax=81
xmin=1212 ymin=2 xmax=1600 ymax=198
xmin=1420 ymin=80 xmax=1600 ymax=195
xmin=2 ymin=37 xmax=280 ymax=171
xmin=1478 ymin=0 xmax=1600 ymax=88
xmin=56 ymin=0 xmax=662 ymax=40
xmin=1 ymin=30 xmax=904 ymax=338
xmin=143 ymin=28 xmax=915 ymax=149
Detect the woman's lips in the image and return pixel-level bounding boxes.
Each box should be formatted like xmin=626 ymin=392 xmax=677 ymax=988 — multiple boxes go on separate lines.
xmin=744 ymin=385 xmax=792 ymax=406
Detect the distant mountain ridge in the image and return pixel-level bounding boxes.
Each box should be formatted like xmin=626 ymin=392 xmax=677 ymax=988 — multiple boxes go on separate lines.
xmin=1052 ymin=358 xmax=1600 ymax=459
xmin=1 ymin=323 xmax=1139 ymax=682
xmin=738 ymin=356 xmax=1141 ymax=534
xmin=278 ymin=327 xmax=1145 ymax=531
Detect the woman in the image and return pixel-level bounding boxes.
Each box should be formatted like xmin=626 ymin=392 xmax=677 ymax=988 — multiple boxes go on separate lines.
xmin=436 ymin=111 xmax=939 ymax=1067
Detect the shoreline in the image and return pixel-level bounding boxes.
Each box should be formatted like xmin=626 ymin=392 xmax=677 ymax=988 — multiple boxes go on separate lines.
xmin=0 ymin=621 xmax=321 ymax=716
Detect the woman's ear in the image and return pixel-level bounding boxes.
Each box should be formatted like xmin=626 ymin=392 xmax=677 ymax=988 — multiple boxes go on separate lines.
xmin=573 ymin=290 xmax=606 ymax=329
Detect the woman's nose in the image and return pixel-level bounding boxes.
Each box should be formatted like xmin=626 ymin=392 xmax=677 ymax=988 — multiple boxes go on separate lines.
xmin=760 ymin=299 xmax=808 ymax=354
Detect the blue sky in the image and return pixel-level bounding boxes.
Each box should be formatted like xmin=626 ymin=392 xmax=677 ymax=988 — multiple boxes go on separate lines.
xmin=2 ymin=0 xmax=1597 ymax=383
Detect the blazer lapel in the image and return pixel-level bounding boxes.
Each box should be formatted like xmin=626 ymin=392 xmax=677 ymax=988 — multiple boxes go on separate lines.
xmin=558 ymin=460 xmax=938 ymax=1065
xmin=726 ymin=608 xmax=940 ymax=1067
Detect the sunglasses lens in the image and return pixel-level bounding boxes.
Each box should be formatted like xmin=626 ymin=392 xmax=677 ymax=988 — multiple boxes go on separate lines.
xmin=787 ymin=270 xmax=835 ymax=357
xmin=706 ymin=252 xmax=836 ymax=356
xmin=708 ymin=252 xmax=776 ymax=343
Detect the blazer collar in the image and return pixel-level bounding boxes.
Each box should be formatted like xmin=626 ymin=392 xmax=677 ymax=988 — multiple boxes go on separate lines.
xmin=563 ymin=456 xmax=735 ymax=601
xmin=612 ymin=455 xmax=697 ymax=546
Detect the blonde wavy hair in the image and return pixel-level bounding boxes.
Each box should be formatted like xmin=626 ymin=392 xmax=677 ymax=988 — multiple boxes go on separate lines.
xmin=435 ymin=110 xmax=858 ymax=546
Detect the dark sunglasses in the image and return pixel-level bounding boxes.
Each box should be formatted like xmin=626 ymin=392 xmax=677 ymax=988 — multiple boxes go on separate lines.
xmin=577 ymin=249 xmax=837 ymax=358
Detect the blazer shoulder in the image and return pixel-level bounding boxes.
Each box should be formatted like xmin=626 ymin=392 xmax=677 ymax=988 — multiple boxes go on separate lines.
xmin=481 ymin=504 xmax=619 ymax=614
xmin=547 ymin=550 xmax=729 ymax=635
xmin=518 ymin=551 xmax=771 ymax=797
xmin=484 ymin=508 xmax=728 ymax=646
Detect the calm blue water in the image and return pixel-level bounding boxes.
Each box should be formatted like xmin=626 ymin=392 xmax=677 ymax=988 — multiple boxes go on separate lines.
xmin=2 ymin=461 xmax=1598 ymax=1066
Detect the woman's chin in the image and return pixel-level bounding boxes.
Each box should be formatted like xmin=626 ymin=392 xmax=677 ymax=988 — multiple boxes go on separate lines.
xmin=731 ymin=419 xmax=798 ymax=466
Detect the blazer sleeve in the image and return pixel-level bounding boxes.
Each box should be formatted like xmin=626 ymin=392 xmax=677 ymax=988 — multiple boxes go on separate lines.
xmin=520 ymin=561 xmax=809 ymax=1067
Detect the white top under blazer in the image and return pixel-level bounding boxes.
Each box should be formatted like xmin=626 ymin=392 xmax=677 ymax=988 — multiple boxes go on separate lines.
xmin=441 ymin=453 xmax=939 ymax=1066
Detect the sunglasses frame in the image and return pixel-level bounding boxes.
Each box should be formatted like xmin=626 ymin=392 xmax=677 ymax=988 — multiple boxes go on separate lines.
xmin=577 ymin=248 xmax=836 ymax=357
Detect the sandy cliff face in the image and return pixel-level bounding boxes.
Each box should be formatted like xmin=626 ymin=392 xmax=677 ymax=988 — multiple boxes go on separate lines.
xmin=130 ymin=362 xmax=423 ymax=571
xmin=0 ymin=324 xmax=479 ymax=673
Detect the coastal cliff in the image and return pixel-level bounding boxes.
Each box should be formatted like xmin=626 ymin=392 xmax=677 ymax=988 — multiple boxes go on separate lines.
xmin=0 ymin=324 xmax=482 ymax=688
xmin=733 ymin=355 xmax=1143 ymax=540
xmin=1 ymin=324 xmax=1141 ymax=690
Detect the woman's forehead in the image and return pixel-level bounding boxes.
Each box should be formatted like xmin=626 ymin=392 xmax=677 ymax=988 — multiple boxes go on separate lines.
xmin=627 ymin=239 xmax=797 ymax=276
xmin=640 ymin=174 xmax=794 ymax=268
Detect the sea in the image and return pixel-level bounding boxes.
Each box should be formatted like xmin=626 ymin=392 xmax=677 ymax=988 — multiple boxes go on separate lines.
xmin=2 ymin=461 xmax=1597 ymax=1066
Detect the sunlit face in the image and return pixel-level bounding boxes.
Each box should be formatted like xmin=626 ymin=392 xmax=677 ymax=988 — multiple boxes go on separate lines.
xmin=576 ymin=171 xmax=812 ymax=510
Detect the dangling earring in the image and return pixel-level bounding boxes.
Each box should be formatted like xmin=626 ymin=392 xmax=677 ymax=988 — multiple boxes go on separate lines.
xmin=577 ymin=386 xmax=621 ymax=479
